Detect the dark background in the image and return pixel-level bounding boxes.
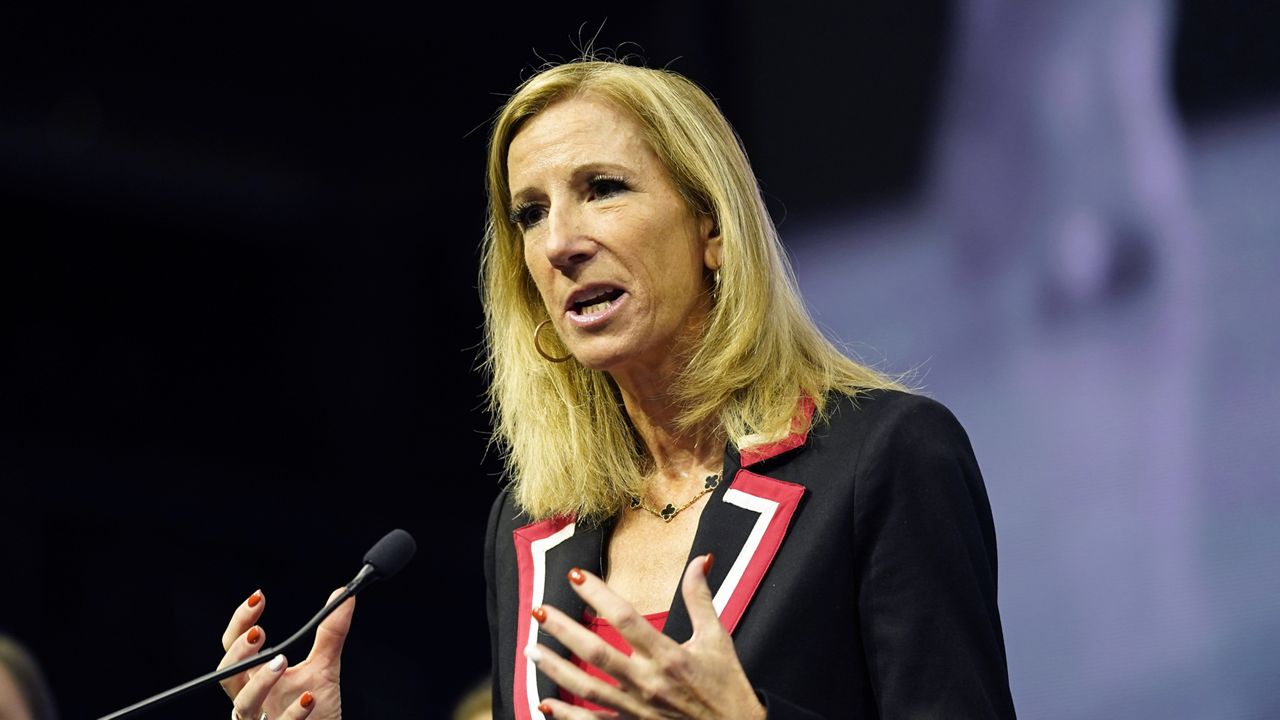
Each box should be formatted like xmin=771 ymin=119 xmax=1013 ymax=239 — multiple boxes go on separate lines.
xmin=1 ymin=2 xmax=1276 ymax=717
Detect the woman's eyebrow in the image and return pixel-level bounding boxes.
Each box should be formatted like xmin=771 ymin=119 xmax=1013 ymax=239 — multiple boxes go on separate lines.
xmin=572 ymin=161 xmax=633 ymax=178
xmin=509 ymin=185 xmax=538 ymax=207
xmin=511 ymin=161 xmax=638 ymax=201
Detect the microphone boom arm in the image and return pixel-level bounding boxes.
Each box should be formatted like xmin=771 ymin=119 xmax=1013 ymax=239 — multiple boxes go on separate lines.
xmin=97 ymin=569 xmax=372 ymax=720
xmin=96 ymin=528 xmax=414 ymax=720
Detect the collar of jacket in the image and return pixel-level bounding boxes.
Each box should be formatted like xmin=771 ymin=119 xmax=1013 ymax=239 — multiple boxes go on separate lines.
xmin=507 ymin=398 xmax=815 ymax=720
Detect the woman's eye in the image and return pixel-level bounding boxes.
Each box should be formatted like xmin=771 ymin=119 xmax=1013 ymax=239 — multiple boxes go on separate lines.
xmin=589 ymin=176 xmax=629 ymax=199
xmin=511 ymin=204 xmax=546 ymax=229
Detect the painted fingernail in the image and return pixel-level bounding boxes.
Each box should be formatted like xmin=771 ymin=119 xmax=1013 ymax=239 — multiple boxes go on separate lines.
xmin=268 ymin=654 xmax=286 ymax=672
xmin=300 ymin=691 xmax=314 ymax=709
xmin=247 ymin=590 xmax=263 ymax=608
xmin=525 ymin=646 xmax=544 ymax=663
xmin=531 ymin=606 xmax=547 ymax=623
xmin=246 ymin=626 xmax=262 ymax=645
xmin=703 ymin=553 xmax=715 ymax=575
xmin=567 ymin=568 xmax=586 ymax=585
xmin=538 ymin=701 xmax=554 ymax=716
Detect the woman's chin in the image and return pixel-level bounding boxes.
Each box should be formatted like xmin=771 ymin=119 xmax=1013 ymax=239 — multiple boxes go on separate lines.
xmin=571 ymin=348 xmax=630 ymax=374
xmin=571 ymin=344 xmax=683 ymax=387
xmin=567 ymin=338 xmax=645 ymax=375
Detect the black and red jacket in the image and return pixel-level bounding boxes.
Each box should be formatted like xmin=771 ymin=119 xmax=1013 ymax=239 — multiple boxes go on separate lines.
xmin=485 ymin=389 xmax=1017 ymax=719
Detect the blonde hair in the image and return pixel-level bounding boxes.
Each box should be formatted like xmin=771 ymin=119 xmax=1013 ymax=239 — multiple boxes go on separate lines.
xmin=481 ymin=59 xmax=904 ymax=522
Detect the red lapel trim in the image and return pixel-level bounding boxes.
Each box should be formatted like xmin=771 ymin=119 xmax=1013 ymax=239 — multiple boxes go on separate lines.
xmin=712 ymin=470 xmax=806 ymax=634
xmin=512 ymin=516 xmax=576 ymax=720
xmin=738 ymin=396 xmax=816 ymax=466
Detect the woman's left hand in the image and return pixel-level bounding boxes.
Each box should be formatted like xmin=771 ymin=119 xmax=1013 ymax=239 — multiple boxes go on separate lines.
xmin=528 ymin=554 xmax=767 ymax=720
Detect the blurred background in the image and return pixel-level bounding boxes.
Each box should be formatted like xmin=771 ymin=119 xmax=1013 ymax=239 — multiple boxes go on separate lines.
xmin=1 ymin=1 xmax=1276 ymax=718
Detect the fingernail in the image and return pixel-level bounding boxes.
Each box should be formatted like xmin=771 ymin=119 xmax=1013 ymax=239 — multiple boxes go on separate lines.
xmin=247 ymin=591 xmax=263 ymax=608
xmin=538 ymin=701 xmax=554 ymax=716
xmin=703 ymin=553 xmax=715 ymax=575
xmin=300 ymin=692 xmax=314 ymax=709
xmin=567 ymin=568 xmax=586 ymax=585
xmin=525 ymin=646 xmax=544 ymax=663
xmin=531 ymin=606 xmax=547 ymax=623
xmin=268 ymin=654 xmax=286 ymax=672
xmin=246 ymin=626 xmax=262 ymax=645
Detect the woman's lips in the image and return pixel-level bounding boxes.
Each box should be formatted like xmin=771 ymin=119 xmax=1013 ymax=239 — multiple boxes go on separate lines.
xmin=565 ymin=290 xmax=628 ymax=327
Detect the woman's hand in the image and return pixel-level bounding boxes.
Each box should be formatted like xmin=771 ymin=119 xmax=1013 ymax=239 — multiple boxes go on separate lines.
xmin=528 ymin=555 xmax=767 ymax=720
xmin=217 ymin=588 xmax=355 ymax=720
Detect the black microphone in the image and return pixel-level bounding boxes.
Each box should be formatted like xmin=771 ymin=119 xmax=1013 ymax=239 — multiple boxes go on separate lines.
xmin=98 ymin=529 xmax=417 ymax=720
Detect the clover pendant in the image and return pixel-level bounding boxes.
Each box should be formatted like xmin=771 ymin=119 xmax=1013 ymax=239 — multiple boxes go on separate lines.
xmin=660 ymin=503 xmax=677 ymax=521
xmin=629 ymin=496 xmax=641 ymax=509
xmin=705 ymin=474 xmax=720 ymax=490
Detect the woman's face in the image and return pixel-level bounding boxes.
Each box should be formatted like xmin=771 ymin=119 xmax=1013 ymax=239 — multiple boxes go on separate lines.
xmin=507 ymin=95 xmax=720 ymax=381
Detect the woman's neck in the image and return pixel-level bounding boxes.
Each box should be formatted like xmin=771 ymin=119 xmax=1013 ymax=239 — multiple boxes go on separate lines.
xmin=613 ymin=372 xmax=723 ymax=494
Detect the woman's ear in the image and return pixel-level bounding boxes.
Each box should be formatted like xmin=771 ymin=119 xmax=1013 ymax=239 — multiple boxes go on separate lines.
xmin=701 ymin=214 xmax=723 ymax=271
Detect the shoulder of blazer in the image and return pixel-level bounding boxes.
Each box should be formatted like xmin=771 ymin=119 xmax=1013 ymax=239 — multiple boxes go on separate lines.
xmin=737 ymin=388 xmax=939 ymax=474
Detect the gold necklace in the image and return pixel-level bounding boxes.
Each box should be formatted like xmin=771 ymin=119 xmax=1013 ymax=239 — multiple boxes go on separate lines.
xmin=629 ymin=473 xmax=722 ymax=523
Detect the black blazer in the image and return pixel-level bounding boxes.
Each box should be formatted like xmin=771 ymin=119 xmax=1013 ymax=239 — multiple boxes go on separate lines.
xmin=485 ymin=390 xmax=1017 ymax=719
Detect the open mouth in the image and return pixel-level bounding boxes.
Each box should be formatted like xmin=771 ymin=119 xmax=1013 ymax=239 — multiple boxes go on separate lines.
xmin=570 ymin=287 xmax=625 ymax=317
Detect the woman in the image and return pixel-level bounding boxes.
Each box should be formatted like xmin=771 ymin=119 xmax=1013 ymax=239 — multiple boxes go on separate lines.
xmin=480 ymin=60 xmax=1015 ymax=719
xmin=217 ymin=58 xmax=1016 ymax=719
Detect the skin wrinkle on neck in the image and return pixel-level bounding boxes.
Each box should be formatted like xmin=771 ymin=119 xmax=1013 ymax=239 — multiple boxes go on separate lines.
xmin=609 ymin=290 xmax=722 ymax=504
xmin=618 ymin=381 xmax=724 ymax=504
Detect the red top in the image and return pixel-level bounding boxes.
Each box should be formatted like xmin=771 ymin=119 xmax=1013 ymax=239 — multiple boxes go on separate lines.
xmin=560 ymin=610 xmax=669 ymax=711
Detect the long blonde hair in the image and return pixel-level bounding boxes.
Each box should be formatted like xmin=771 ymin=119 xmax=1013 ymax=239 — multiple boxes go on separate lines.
xmin=481 ymin=59 xmax=904 ymax=522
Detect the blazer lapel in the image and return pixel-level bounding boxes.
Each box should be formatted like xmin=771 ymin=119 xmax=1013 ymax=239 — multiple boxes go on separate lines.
xmin=511 ymin=516 xmax=604 ymax=720
xmin=663 ymin=398 xmax=814 ymax=642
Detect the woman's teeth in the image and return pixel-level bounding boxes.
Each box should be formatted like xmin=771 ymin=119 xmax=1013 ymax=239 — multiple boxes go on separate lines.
xmin=576 ymin=299 xmax=613 ymax=316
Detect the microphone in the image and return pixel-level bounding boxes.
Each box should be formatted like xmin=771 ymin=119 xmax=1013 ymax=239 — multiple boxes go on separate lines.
xmin=98 ymin=529 xmax=417 ymax=720
xmin=346 ymin=527 xmax=417 ymax=595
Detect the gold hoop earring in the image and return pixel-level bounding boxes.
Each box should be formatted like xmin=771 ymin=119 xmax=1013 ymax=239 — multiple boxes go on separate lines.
xmin=533 ymin=319 xmax=572 ymax=363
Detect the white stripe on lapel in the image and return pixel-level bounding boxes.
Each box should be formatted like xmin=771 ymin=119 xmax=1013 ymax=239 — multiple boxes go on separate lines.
xmin=524 ymin=521 xmax=576 ymax=720
xmin=715 ymin=488 xmax=778 ymax=616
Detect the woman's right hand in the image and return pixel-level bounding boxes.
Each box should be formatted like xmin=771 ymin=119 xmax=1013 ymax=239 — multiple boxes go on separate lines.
xmin=217 ymin=588 xmax=356 ymax=720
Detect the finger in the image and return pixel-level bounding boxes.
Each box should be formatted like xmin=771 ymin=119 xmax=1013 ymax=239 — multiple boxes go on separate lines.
xmin=276 ymin=690 xmax=318 ymax=720
xmin=534 ymin=604 xmax=633 ymax=683
xmin=680 ymin=554 xmax=725 ymax=640
xmin=222 ymin=589 xmax=266 ymax=652
xmin=231 ymin=654 xmax=288 ymax=720
xmin=565 ymin=568 xmax=673 ymax=657
xmin=526 ymin=644 xmax=643 ymax=718
xmin=306 ymin=587 xmax=356 ymax=666
xmin=536 ymin=696 xmax=618 ymax=719
xmin=217 ymin=624 xmax=268 ymax=699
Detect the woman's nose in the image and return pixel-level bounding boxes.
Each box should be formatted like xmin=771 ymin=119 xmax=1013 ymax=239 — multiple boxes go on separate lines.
xmin=544 ymin=204 xmax=597 ymax=270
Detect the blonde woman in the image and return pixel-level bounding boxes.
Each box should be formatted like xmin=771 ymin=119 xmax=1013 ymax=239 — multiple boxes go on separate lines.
xmin=481 ymin=60 xmax=1016 ymax=720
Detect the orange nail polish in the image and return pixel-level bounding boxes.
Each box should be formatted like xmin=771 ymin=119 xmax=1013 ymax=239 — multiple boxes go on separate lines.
xmin=567 ymin=568 xmax=586 ymax=585
xmin=246 ymin=626 xmax=262 ymax=644
xmin=247 ymin=591 xmax=263 ymax=608
xmin=531 ymin=606 xmax=547 ymax=623
xmin=538 ymin=702 xmax=554 ymax=716
xmin=703 ymin=553 xmax=715 ymax=575
xmin=300 ymin=692 xmax=314 ymax=709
